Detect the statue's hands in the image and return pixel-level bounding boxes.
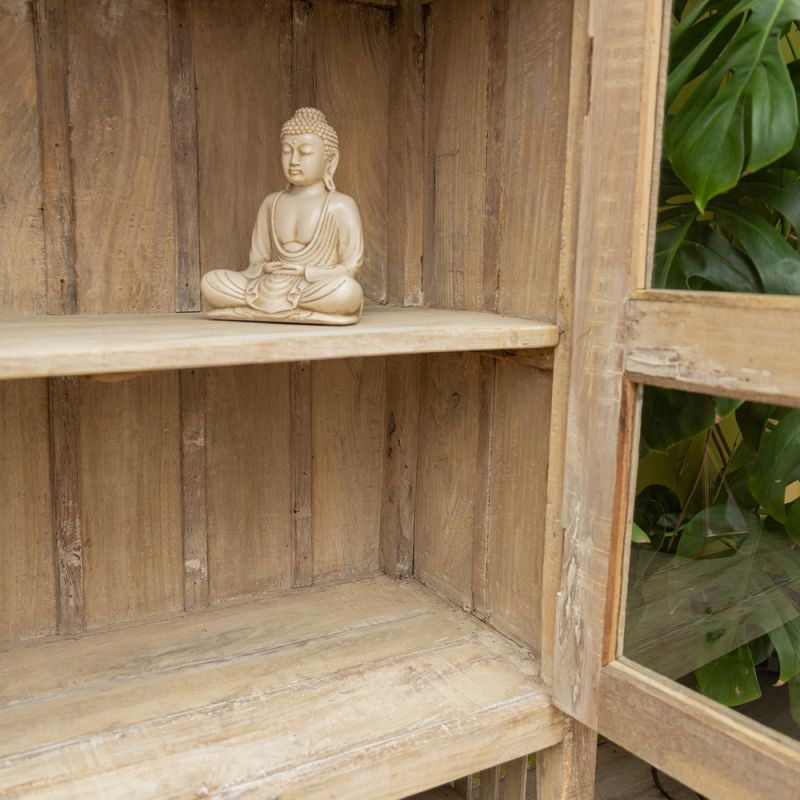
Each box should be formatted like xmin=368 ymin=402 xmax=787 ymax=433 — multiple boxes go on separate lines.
xmin=305 ymin=265 xmax=347 ymax=282
xmin=277 ymin=263 xmax=305 ymax=276
xmin=262 ymin=261 xmax=286 ymax=274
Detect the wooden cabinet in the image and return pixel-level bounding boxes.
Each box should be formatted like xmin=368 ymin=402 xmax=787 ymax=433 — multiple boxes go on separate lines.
xmin=0 ymin=0 xmax=667 ymax=797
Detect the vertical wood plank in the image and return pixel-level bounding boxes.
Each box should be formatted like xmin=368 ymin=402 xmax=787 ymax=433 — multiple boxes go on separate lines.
xmin=67 ymin=0 xmax=176 ymax=313
xmin=535 ymin=720 xmax=597 ymax=800
xmin=503 ymin=757 xmax=528 ymax=800
xmin=423 ymin=0 xmax=491 ymax=311
xmin=478 ymin=766 xmax=500 ymax=800
xmin=168 ymin=0 xmax=200 ymax=312
xmin=205 ymin=365 xmax=292 ymax=601
xmin=291 ymin=361 xmax=313 ymax=587
xmin=470 ymin=356 xmax=496 ymax=619
xmin=33 ymin=0 xmax=77 ymax=314
xmin=0 ymin=380 xmax=56 ymax=642
xmin=292 ymin=0 xmax=315 ymax=107
xmin=180 ymin=369 xmax=208 ymax=610
xmin=415 ymin=353 xmax=480 ymax=608
xmin=1 ymin=0 xmax=46 ymax=314
xmin=313 ymin=1 xmax=390 ymax=302
xmin=80 ymin=374 xmax=183 ymax=627
xmin=387 ymin=0 xmax=424 ymax=307
xmin=454 ymin=776 xmax=474 ymax=799
xmin=379 ymin=354 xmax=421 ymax=579
xmin=312 ymin=358 xmax=385 ymax=582
xmin=48 ymin=376 xmax=84 ymax=634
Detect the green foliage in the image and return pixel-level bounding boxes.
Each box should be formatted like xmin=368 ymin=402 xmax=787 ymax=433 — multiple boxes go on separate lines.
xmin=630 ymin=1 xmax=800 ymax=727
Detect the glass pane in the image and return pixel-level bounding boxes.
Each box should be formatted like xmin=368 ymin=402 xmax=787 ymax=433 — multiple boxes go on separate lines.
xmin=652 ymin=4 xmax=800 ymax=296
xmin=624 ymin=388 xmax=800 ymax=739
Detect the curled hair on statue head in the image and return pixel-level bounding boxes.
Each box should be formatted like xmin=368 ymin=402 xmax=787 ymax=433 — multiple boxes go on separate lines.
xmin=281 ymin=107 xmax=339 ymax=191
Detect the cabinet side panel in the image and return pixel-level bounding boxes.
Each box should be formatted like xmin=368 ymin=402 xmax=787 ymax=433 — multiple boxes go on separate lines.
xmin=67 ymin=0 xmax=176 ymax=313
xmin=415 ymin=353 xmax=481 ymax=608
xmin=423 ymin=0 xmax=490 ymax=311
xmin=0 ymin=2 xmax=45 ymax=314
xmin=496 ymin=0 xmax=572 ymax=321
xmin=313 ymin=2 xmax=389 ymax=303
xmin=312 ymin=358 xmax=384 ymax=583
xmin=206 ymin=365 xmax=293 ymax=600
xmin=193 ymin=0 xmax=291 ymax=277
xmin=0 ymin=380 xmax=55 ymax=641
xmin=80 ymin=374 xmax=183 ymax=627
xmin=486 ymin=361 xmax=552 ymax=653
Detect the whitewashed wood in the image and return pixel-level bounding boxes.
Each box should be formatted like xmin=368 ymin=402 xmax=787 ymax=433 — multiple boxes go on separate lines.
xmin=599 ymin=659 xmax=800 ymax=800
xmin=0 ymin=576 xmax=563 ymax=799
xmin=0 ymin=308 xmax=558 ymax=380
xmin=536 ymin=719 xmax=596 ymax=800
xmin=626 ymin=290 xmax=800 ymax=407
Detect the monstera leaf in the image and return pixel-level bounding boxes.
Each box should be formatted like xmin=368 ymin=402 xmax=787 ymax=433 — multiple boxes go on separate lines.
xmin=667 ymin=0 xmax=800 ymax=209
xmin=748 ymin=409 xmax=800 ymax=521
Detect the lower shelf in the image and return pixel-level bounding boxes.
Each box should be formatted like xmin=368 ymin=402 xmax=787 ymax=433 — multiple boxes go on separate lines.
xmin=0 ymin=576 xmax=563 ymax=799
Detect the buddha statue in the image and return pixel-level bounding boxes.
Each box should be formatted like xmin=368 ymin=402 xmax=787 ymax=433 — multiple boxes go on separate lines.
xmin=201 ymin=108 xmax=364 ymax=325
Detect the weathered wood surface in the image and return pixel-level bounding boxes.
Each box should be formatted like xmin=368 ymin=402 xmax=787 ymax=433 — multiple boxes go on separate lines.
xmin=0 ymin=308 xmax=559 ymax=380
xmin=291 ymin=361 xmax=314 ymax=588
xmin=503 ymin=756 xmax=528 ymax=800
xmin=536 ymin=719 xmax=596 ymax=800
xmin=600 ymin=659 xmax=800 ymax=800
xmin=0 ymin=577 xmax=563 ymax=799
xmin=626 ymin=291 xmax=800 ymax=408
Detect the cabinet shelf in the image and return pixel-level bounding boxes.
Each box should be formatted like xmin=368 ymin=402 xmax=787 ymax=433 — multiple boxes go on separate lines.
xmin=0 ymin=576 xmax=562 ymax=799
xmin=0 ymin=307 xmax=559 ymax=380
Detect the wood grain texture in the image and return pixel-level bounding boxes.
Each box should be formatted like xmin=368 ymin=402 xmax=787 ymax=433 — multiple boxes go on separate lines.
xmin=536 ymin=718 xmax=597 ymax=800
xmin=292 ymin=0 xmax=314 ymax=106
xmin=193 ymin=0 xmax=291 ymax=279
xmin=205 ymin=365 xmax=292 ymax=601
xmin=67 ymin=0 xmax=176 ymax=313
xmin=33 ymin=0 xmax=77 ymax=314
xmin=1 ymin=0 xmax=45 ymax=314
xmin=486 ymin=360 xmax=552 ymax=653
xmin=167 ymin=0 xmax=200 ymax=312
xmin=312 ymin=358 xmax=385 ymax=582
xmin=415 ymin=352 xmax=481 ymax=608
xmin=387 ymin=0 xmax=424 ymax=307
xmin=0 ymin=380 xmax=55 ymax=642
xmin=496 ymin=0 xmax=573 ymax=321
xmin=423 ymin=0 xmax=490 ymax=310
xmin=380 ymin=354 xmax=421 ymax=579
xmin=79 ymin=373 xmax=183 ymax=627
xmin=0 ymin=577 xmax=562 ymax=799
xmin=503 ymin=757 xmax=528 ymax=800
xmin=48 ymin=376 xmax=84 ymax=634
xmin=313 ymin=0 xmax=390 ymax=302
xmin=626 ymin=291 xmax=800 ymax=407
xmin=291 ymin=360 xmax=313 ymax=587
xmin=477 ymin=766 xmax=500 ymax=800
xmin=600 ymin=659 xmax=800 ymax=800
xmin=553 ymin=0 xmax=668 ymax=726
xmin=179 ymin=369 xmax=208 ymax=610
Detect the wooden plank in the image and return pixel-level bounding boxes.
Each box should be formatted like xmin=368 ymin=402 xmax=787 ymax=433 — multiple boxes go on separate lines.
xmin=313 ymin=0 xmax=390 ymax=302
xmin=415 ymin=352 xmax=481 ymax=608
xmin=32 ymin=0 xmax=76 ymax=314
xmin=599 ymin=659 xmax=800 ymax=800
xmin=626 ymin=291 xmax=800 ymax=407
xmin=477 ymin=766 xmax=500 ymax=800
xmin=312 ymin=358 xmax=385 ymax=582
xmin=0 ymin=308 xmax=560 ymax=380
xmin=48 ymin=376 xmax=84 ymax=634
xmin=454 ymin=776 xmax=474 ymax=799
xmin=423 ymin=0 xmax=491 ymax=310
xmin=0 ymin=380 xmax=55 ymax=642
xmin=67 ymin=0 xmax=175 ymax=313
xmin=1 ymin=0 xmax=46 ymax=314
xmin=553 ymin=0 xmax=669 ymax=727
xmin=387 ymin=0 xmax=424 ymax=307
xmin=503 ymin=757 xmax=528 ymax=800
xmin=291 ymin=361 xmax=313 ymax=587
xmin=205 ymin=365 xmax=292 ymax=601
xmin=79 ymin=373 xmax=183 ymax=627
xmin=167 ymin=0 xmax=201 ymax=312
xmin=0 ymin=577 xmax=563 ymax=799
xmin=486 ymin=360 xmax=552 ymax=652
xmin=292 ymin=0 xmax=315 ymax=107
xmin=179 ymin=369 xmax=208 ymax=610
xmin=535 ymin=718 xmax=597 ymax=800
xmin=379 ymin=354 xmax=421 ymax=579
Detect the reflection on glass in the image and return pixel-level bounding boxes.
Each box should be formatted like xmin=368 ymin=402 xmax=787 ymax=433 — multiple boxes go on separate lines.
xmin=654 ymin=4 xmax=800 ymax=295
xmin=625 ymin=388 xmax=800 ymax=737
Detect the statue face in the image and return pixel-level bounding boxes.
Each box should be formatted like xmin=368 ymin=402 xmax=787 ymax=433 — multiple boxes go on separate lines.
xmin=282 ymin=134 xmax=328 ymax=187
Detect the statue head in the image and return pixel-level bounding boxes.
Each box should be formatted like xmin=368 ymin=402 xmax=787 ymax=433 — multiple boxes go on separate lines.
xmin=281 ymin=107 xmax=340 ymax=191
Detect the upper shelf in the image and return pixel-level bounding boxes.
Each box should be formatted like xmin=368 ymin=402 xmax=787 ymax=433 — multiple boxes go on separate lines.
xmin=0 ymin=306 xmax=559 ymax=380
